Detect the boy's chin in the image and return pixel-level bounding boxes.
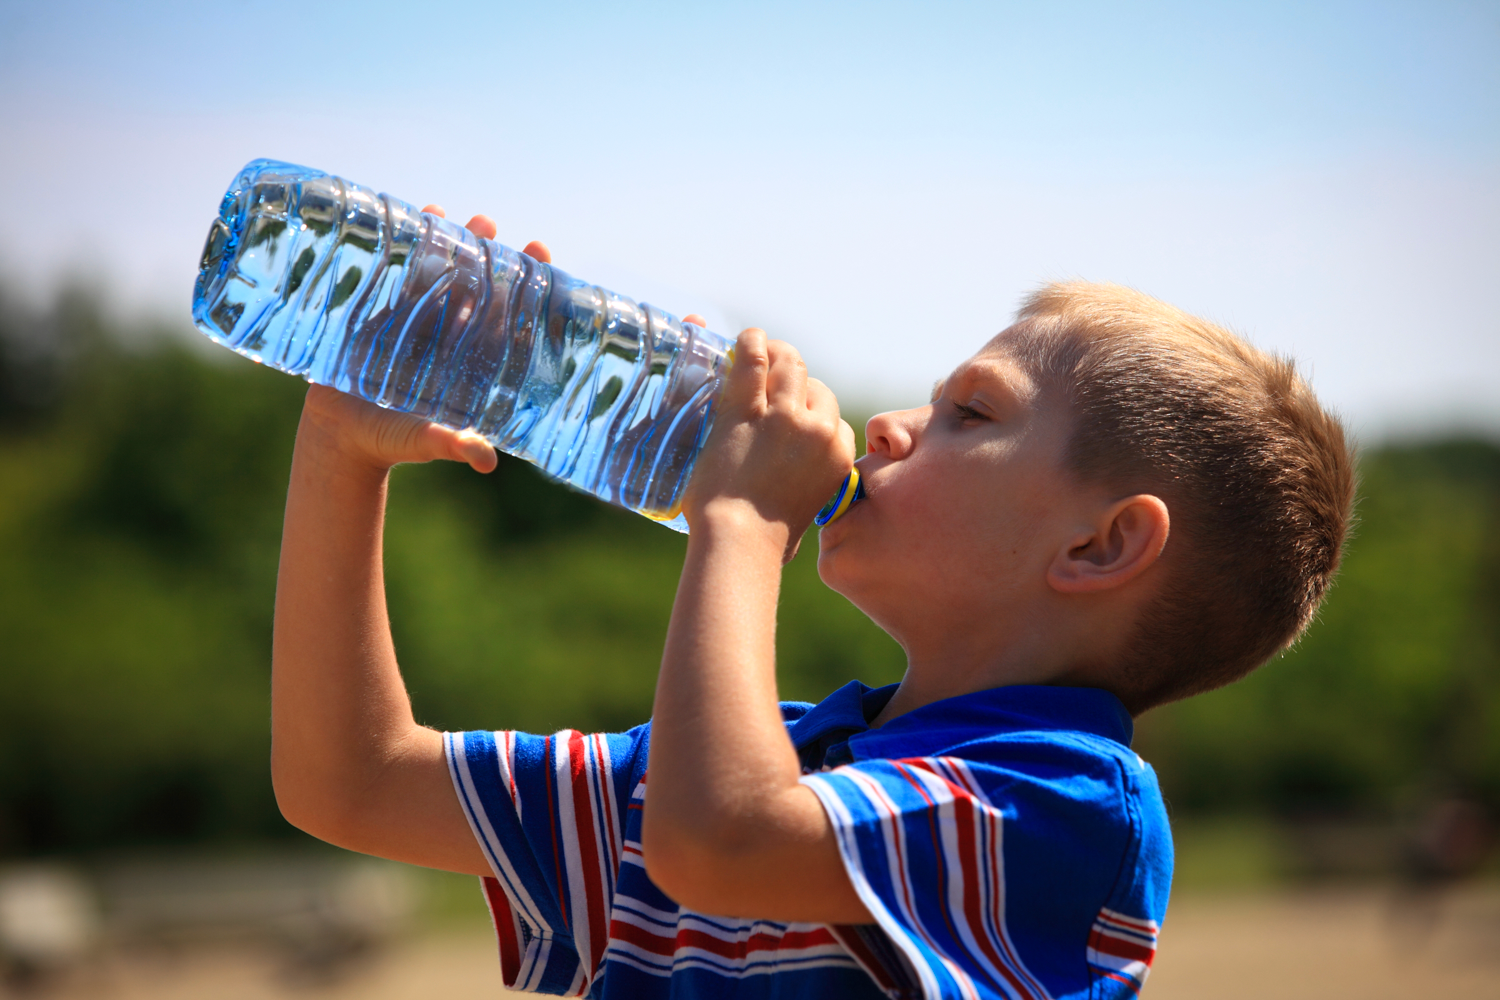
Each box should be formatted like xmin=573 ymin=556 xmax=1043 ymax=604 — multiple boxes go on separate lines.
xmin=814 ymin=545 xmax=869 ymax=604
xmin=814 ymin=544 xmax=849 ymax=591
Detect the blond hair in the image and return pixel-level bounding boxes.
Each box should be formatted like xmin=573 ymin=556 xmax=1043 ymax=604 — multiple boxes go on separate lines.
xmin=1006 ymin=282 xmax=1356 ymax=712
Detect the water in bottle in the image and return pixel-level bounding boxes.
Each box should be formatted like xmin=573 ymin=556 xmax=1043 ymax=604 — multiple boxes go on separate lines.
xmin=193 ymin=159 xmax=858 ymax=532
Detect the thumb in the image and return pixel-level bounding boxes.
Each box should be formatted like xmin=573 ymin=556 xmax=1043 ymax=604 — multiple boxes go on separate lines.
xmin=453 ymin=429 xmax=499 ymax=473
xmin=411 ymin=421 xmax=498 ymax=473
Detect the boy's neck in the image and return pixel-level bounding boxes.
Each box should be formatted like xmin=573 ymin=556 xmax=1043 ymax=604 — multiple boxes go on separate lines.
xmin=870 ymin=659 xmax=1101 ymax=730
xmin=859 ymin=557 xmax=1164 ymax=727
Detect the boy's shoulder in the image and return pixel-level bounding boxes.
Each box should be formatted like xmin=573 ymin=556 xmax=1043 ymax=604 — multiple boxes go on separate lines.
xmin=796 ymin=682 xmax=1172 ymax=999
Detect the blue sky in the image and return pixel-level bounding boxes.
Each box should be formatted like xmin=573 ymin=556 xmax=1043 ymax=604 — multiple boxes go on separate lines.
xmin=2 ymin=0 xmax=1496 ymax=437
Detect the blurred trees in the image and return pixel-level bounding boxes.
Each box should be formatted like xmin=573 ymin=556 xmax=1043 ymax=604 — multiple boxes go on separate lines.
xmin=0 ymin=287 xmax=1495 ymax=856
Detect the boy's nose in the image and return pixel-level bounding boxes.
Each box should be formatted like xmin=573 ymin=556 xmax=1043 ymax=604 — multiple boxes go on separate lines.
xmin=865 ymin=407 xmax=921 ymax=460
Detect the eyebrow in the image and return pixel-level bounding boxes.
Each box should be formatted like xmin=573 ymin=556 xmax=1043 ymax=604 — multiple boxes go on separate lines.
xmin=933 ymin=358 xmax=1030 ymax=409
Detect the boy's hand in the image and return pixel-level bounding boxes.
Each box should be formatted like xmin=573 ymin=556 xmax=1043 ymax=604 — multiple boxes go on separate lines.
xmin=297 ymin=207 xmax=554 ymax=477
xmin=298 ymin=384 xmax=498 ymax=474
xmin=681 ymin=329 xmax=855 ymax=561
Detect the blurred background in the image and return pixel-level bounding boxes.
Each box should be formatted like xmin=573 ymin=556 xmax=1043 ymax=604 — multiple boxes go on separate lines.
xmin=1 ymin=1 xmax=1497 ymax=996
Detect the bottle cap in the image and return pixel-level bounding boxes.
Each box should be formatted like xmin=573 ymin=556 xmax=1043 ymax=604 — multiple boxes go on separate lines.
xmin=814 ymin=466 xmax=864 ymax=526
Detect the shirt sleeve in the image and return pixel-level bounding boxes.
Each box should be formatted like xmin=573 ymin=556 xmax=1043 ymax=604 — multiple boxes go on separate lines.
xmin=801 ymin=756 xmax=1063 ymax=1000
xmin=1083 ymin=754 xmax=1171 ymax=998
xmin=446 ymin=726 xmax=647 ymax=997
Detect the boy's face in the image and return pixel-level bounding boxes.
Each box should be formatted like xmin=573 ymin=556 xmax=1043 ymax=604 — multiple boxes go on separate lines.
xmin=817 ymin=332 xmax=1080 ymax=648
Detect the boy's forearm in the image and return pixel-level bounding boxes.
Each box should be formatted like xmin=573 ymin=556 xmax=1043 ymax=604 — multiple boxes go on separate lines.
xmin=645 ymin=507 xmax=835 ymax=904
xmin=650 ymin=507 xmax=794 ymax=810
xmin=270 ymin=412 xmax=425 ymax=835
xmin=648 ymin=507 xmax=793 ymax=826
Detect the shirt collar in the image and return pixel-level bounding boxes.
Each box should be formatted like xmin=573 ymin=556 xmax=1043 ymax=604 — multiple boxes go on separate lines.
xmin=789 ymin=680 xmax=1133 ymax=769
xmin=787 ymin=680 xmax=897 ymax=769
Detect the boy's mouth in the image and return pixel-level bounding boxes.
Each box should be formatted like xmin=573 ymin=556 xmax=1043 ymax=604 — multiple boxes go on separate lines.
xmin=848 ymin=472 xmax=867 ymax=506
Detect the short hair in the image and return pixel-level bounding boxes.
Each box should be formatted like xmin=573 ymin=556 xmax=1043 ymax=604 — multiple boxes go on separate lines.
xmin=1003 ymin=281 xmax=1356 ymax=713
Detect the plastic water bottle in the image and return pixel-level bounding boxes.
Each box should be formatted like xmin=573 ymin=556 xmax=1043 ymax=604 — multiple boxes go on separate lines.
xmin=192 ymin=159 xmax=858 ymax=532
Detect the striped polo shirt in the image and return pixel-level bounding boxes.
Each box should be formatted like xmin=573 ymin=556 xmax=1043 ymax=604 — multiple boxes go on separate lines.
xmin=445 ymin=681 xmax=1173 ymax=999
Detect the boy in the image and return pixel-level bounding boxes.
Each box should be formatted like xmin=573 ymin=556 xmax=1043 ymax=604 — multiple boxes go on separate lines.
xmin=270 ymin=213 xmax=1354 ymax=999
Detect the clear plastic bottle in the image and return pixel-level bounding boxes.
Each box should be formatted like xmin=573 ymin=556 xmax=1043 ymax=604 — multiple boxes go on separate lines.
xmin=193 ymin=159 xmax=858 ymax=531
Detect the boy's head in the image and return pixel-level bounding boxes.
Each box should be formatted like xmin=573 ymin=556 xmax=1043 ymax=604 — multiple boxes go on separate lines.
xmin=818 ymin=281 xmax=1355 ymax=715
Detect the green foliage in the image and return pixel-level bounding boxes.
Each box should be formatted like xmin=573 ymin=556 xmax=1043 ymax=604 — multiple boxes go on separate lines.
xmin=0 ymin=285 xmax=1494 ymax=857
xmin=0 ymin=290 xmax=306 ymax=853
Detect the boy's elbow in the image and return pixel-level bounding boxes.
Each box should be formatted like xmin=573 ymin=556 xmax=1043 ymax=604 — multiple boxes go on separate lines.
xmin=271 ymin=761 xmax=322 ymax=837
xmin=273 ymin=789 xmax=320 ymax=840
xmin=270 ymin=751 xmax=357 ymax=846
xmin=641 ymin=840 xmax=727 ymax=914
xmin=641 ymin=819 xmax=759 ymax=915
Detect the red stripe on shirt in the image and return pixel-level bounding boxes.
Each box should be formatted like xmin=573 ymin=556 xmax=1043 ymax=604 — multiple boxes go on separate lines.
xmin=893 ymin=762 xmax=977 ymax=993
xmin=610 ymin=918 xmax=840 ymax=963
xmin=945 ymin=773 xmax=1041 ymax=1000
xmin=675 ymin=926 xmax=839 ymax=961
xmin=901 ymin=759 xmax=1044 ymax=1000
xmin=481 ymin=875 xmax=522 ymax=986
xmin=566 ymin=729 xmax=609 ymax=973
xmin=1089 ymin=928 xmax=1156 ymax=964
xmin=950 ymin=783 xmax=1021 ymax=989
xmin=592 ymin=735 xmax=622 ymax=881
xmin=610 ymin=916 xmax=676 ymax=957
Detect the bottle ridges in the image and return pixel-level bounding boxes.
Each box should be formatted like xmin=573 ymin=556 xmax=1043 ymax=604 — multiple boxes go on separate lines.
xmin=192 ymin=159 xmax=732 ymax=531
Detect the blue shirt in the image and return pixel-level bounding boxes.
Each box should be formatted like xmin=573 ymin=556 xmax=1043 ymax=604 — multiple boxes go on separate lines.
xmin=445 ymin=681 xmax=1173 ymax=999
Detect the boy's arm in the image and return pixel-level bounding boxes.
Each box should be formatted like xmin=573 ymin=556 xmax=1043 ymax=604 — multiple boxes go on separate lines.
xmin=642 ymin=330 xmax=873 ymax=924
xmin=270 ymin=212 xmax=532 ymax=877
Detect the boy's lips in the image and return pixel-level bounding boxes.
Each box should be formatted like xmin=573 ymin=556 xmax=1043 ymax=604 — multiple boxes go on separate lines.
xmin=853 ymin=472 xmax=871 ymax=504
xmin=851 ymin=459 xmax=875 ymax=495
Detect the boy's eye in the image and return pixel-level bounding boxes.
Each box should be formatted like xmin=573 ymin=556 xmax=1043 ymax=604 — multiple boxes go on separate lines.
xmin=952 ymin=401 xmax=985 ymax=421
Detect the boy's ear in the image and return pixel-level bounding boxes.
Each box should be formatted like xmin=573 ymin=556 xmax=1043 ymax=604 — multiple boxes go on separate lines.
xmin=1046 ymin=495 xmax=1170 ymax=594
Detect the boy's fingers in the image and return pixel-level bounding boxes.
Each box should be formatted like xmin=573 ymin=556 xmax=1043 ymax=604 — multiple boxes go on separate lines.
xmin=728 ymin=329 xmax=770 ymax=408
xmin=420 ymin=206 xmax=501 ymax=244
xmin=806 ymin=379 xmax=856 ymax=467
xmin=682 ymin=313 xmax=708 ymax=327
xmin=410 ymin=420 xmax=450 ymax=461
xmin=837 ymin=418 xmax=857 ymax=464
xmin=804 ymin=376 xmax=838 ymax=417
xmin=521 ymin=240 xmax=552 ymax=264
xmin=765 ymin=339 xmax=808 ymax=411
xmin=465 ymin=214 xmax=498 ymax=240
xmin=414 ymin=423 xmax=498 ymax=472
xmin=369 ymin=409 xmax=431 ymax=463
